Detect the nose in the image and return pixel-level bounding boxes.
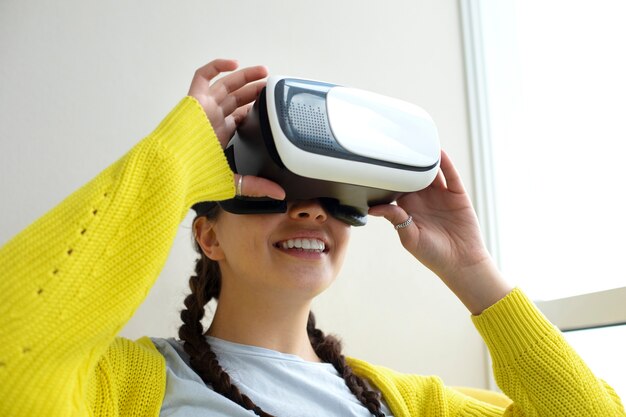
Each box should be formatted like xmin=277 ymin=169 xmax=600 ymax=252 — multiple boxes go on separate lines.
xmin=288 ymin=199 xmax=328 ymax=223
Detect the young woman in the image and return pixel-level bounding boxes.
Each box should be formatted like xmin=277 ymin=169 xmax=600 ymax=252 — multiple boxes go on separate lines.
xmin=0 ymin=59 xmax=623 ymax=417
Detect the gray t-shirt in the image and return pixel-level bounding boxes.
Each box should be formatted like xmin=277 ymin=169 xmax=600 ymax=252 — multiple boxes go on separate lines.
xmin=152 ymin=337 xmax=393 ymax=417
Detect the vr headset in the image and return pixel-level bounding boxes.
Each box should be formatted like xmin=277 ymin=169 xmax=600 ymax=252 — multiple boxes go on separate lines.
xmin=193 ymin=76 xmax=441 ymax=226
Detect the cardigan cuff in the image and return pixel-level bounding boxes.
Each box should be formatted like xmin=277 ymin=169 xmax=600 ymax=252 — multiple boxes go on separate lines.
xmin=471 ymin=288 xmax=558 ymax=366
xmin=149 ymin=96 xmax=235 ymax=207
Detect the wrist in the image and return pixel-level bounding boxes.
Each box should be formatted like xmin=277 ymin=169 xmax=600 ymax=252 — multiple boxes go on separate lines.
xmin=440 ymin=257 xmax=514 ymax=315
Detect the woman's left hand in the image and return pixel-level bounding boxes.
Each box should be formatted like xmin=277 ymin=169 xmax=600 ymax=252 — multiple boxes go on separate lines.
xmin=187 ymin=59 xmax=285 ymax=200
xmin=369 ymin=150 xmax=512 ymax=314
xmin=188 ymin=59 xmax=268 ymax=148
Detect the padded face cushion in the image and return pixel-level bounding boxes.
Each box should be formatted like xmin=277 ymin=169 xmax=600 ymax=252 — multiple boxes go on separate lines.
xmin=318 ymin=198 xmax=367 ymax=226
xmin=193 ymin=198 xmax=366 ymax=227
xmin=217 ymin=197 xmax=288 ymax=215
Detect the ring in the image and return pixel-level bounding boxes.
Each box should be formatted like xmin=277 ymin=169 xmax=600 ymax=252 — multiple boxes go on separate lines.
xmin=394 ymin=215 xmax=413 ymax=230
xmin=236 ymin=175 xmax=244 ymax=197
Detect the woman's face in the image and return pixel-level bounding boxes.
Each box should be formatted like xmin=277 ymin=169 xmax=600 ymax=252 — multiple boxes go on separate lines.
xmin=196 ymin=199 xmax=351 ymax=302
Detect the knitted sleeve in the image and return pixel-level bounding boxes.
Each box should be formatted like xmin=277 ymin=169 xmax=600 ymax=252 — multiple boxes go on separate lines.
xmin=349 ymin=288 xmax=625 ymax=417
xmin=85 ymin=337 xmax=166 ymax=417
xmin=0 ymin=97 xmax=235 ymax=417
xmin=348 ymin=358 xmax=504 ymax=417
xmin=472 ymin=288 xmax=625 ymax=416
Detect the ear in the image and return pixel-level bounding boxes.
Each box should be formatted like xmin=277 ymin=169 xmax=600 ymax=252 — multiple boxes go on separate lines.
xmin=193 ymin=217 xmax=225 ymax=261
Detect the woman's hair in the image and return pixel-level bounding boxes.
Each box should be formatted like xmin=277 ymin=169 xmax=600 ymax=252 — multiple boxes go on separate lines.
xmin=178 ymin=207 xmax=386 ymax=417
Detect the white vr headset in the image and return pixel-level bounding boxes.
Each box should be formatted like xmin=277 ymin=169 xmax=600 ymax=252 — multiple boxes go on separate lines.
xmin=193 ymin=76 xmax=441 ymax=226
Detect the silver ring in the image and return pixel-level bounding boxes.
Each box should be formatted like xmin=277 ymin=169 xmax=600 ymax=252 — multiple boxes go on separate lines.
xmin=394 ymin=215 xmax=413 ymax=230
xmin=236 ymin=175 xmax=244 ymax=197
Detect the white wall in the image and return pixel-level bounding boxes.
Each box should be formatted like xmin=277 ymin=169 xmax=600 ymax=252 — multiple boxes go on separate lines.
xmin=0 ymin=0 xmax=487 ymax=387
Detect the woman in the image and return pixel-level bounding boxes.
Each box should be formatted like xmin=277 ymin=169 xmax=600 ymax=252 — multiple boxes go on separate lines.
xmin=0 ymin=59 xmax=623 ymax=417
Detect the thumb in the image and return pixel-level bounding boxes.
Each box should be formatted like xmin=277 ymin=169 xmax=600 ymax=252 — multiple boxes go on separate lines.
xmin=235 ymin=174 xmax=286 ymax=200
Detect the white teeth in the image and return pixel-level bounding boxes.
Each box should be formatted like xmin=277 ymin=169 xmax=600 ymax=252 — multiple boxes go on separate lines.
xmin=280 ymin=238 xmax=325 ymax=252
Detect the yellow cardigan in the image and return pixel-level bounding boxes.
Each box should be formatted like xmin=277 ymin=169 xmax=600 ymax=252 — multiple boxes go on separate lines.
xmin=0 ymin=97 xmax=623 ymax=417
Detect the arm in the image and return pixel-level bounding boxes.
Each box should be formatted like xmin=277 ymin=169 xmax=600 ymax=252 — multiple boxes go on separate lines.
xmin=0 ymin=60 xmax=282 ymax=417
xmin=369 ymin=150 xmax=625 ymax=416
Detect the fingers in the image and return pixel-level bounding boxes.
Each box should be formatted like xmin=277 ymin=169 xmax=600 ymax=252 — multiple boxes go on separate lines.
xmin=369 ymin=204 xmax=417 ymax=233
xmin=187 ymin=59 xmax=268 ymax=147
xmin=218 ymin=103 xmax=254 ymax=142
xmin=218 ymin=81 xmax=266 ymax=118
xmin=235 ymin=174 xmax=286 ymax=200
xmin=209 ymin=65 xmax=268 ymax=103
xmin=430 ymin=168 xmax=447 ymax=189
xmin=231 ymin=103 xmax=253 ymax=126
xmin=439 ymin=150 xmax=465 ymax=194
xmin=188 ymin=59 xmax=268 ymax=107
xmin=188 ymin=59 xmax=240 ymax=97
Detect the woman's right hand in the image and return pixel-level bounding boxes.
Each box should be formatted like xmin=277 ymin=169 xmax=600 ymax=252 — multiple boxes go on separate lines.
xmin=188 ymin=59 xmax=285 ymax=200
xmin=369 ymin=150 xmax=512 ymax=314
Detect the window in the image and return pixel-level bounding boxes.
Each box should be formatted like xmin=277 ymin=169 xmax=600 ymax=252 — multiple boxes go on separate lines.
xmin=460 ymin=0 xmax=626 ymax=396
xmin=564 ymin=325 xmax=626 ymax=398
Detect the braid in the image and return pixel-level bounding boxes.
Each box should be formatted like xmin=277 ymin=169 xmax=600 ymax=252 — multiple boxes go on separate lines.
xmin=179 ymin=216 xmax=276 ymax=417
xmin=307 ymin=312 xmax=386 ymax=417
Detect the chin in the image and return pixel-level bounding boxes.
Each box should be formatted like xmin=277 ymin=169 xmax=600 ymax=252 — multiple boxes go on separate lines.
xmin=282 ymin=269 xmax=337 ymax=298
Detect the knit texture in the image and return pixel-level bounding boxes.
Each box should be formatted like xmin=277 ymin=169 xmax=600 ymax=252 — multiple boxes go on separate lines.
xmin=0 ymin=97 xmax=234 ymax=416
xmin=472 ymin=289 xmax=625 ymax=416
xmin=349 ymin=288 xmax=625 ymax=416
xmin=1 ymin=98 xmax=624 ymax=416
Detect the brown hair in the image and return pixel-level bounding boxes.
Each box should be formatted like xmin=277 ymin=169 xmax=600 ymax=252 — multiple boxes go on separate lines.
xmin=178 ymin=208 xmax=385 ymax=417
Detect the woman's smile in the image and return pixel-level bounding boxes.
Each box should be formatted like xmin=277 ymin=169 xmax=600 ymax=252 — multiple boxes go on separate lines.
xmin=277 ymin=237 xmax=326 ymax=252
xmin=273 ymin=232 xmax=331 ymax=259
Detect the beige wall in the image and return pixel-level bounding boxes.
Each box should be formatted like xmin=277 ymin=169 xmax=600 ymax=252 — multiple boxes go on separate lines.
xmin=0 ymin=0 xmax=487 ymax=387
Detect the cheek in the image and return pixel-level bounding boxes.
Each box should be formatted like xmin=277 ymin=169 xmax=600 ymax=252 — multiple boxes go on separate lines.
xmin=219 ymin=220 xmax=272 ymax=262
xmin=223 ymin=231 xmax=258 ymax=256
xmin=333 ymin=226 xmax=351 ymax=264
